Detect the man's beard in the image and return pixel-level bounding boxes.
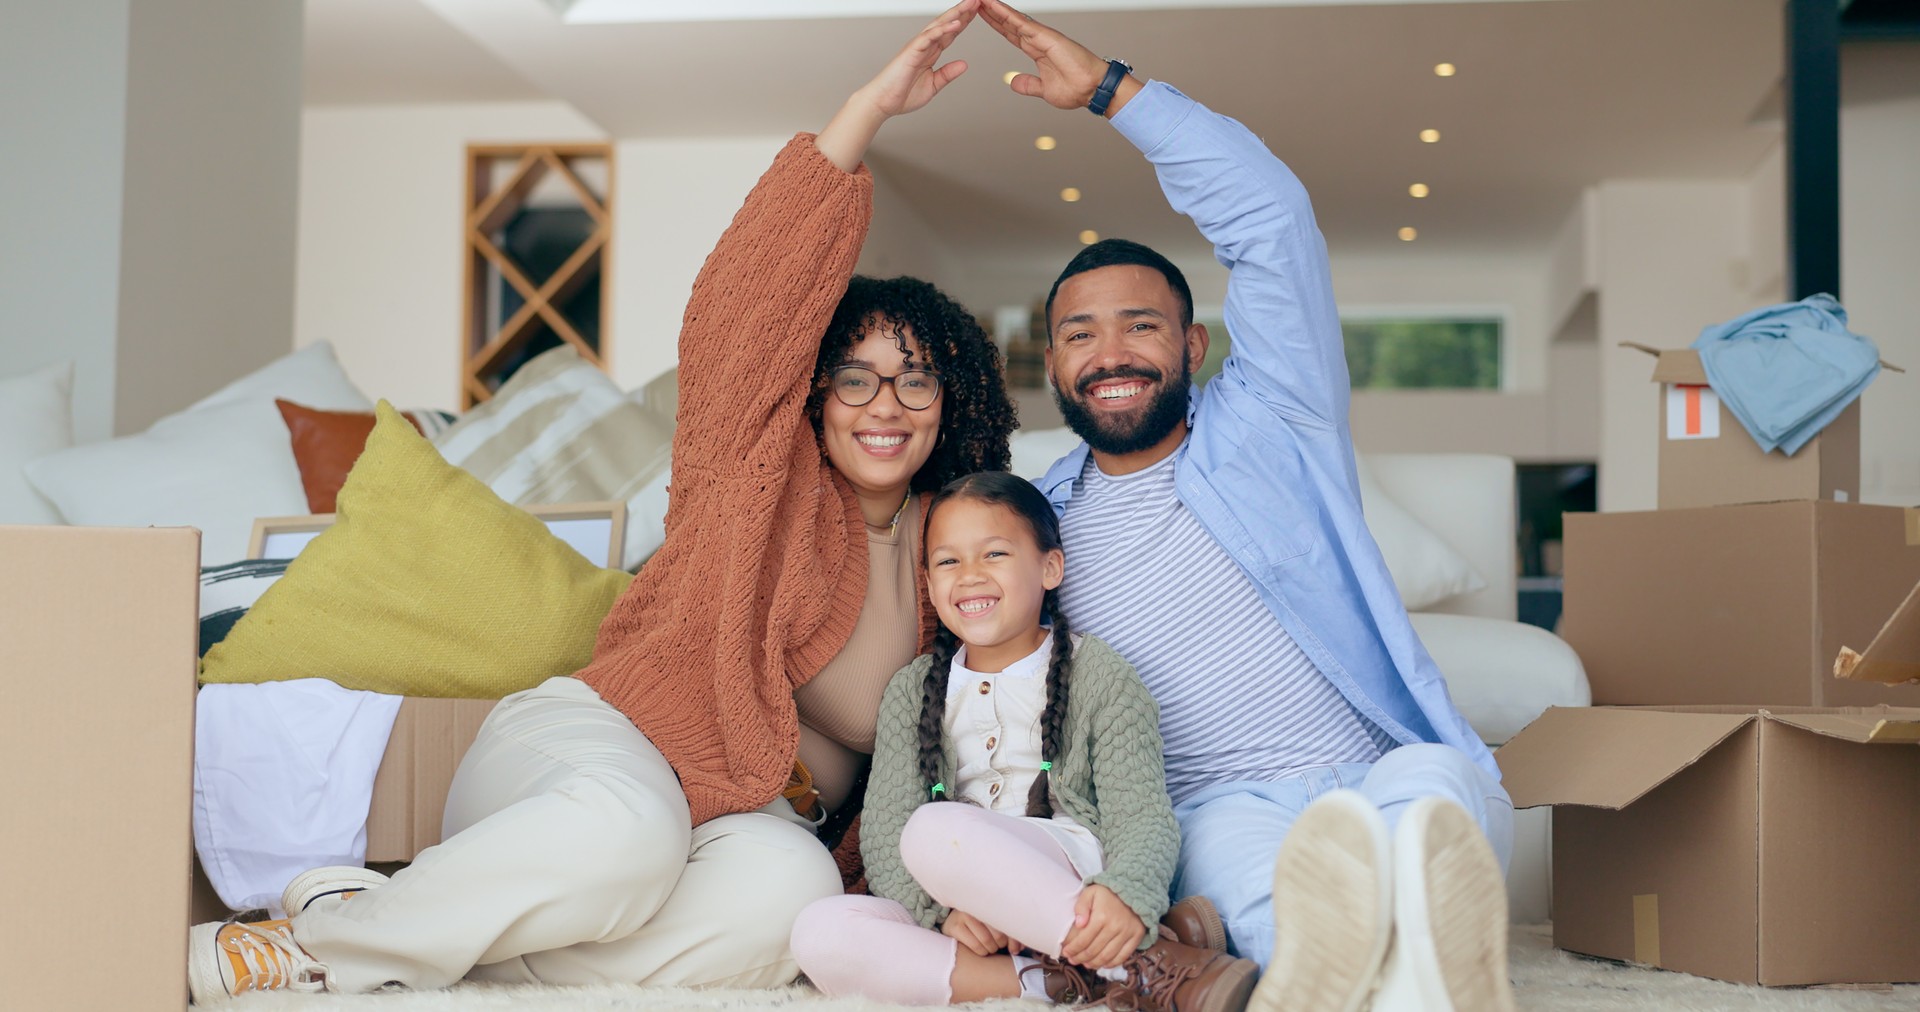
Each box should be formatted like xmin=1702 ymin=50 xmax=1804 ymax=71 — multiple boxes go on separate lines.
xmin=1051 ymin=356 xmax=1192 ymax=457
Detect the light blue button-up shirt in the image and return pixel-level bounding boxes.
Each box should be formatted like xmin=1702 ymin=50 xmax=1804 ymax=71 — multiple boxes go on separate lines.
xmin=1036 ymin=81 xmax=1498 ymax=782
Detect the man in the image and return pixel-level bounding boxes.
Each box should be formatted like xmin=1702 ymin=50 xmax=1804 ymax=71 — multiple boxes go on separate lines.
xmin=978 ymin=3 xmax=1515 ymax=1011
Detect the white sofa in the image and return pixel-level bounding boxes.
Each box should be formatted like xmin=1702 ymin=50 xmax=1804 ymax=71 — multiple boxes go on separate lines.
xmin=1367 ymin=454 xmax=1588 ymax=923
xmin=1011 ymin=432 xmax=1586 ymax=923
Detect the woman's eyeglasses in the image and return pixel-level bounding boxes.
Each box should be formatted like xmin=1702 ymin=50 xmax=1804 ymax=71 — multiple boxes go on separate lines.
xmin=829 ymin=366 xmax=942 ymax=411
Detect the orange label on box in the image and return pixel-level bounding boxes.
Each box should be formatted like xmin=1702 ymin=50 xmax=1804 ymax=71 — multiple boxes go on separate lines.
xmin=1666 ymin=384 xmax=1719 ymax=440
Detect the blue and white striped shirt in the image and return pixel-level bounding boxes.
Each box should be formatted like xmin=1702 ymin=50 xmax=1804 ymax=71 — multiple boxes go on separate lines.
xmin=1058 ymin=451 xmax=1391 ymax=804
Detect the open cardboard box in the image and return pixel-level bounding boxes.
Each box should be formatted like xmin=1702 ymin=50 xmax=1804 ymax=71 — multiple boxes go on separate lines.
xmin=1562 ymin=501 xmax=1920 ymax=708
xmin=1622 ymin=342 xmax=1899 ymax=510
xmin=1498 ymin=703 xmax=1920 ymax=987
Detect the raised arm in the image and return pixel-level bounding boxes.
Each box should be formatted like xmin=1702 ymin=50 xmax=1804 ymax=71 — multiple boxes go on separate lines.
xmin=673 ymin=2 xmax=978 ymax=470
xmin=979 ymin=0 xmax=1348 ymax=429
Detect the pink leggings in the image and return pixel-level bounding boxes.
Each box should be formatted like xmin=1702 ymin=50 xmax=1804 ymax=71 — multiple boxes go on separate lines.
xmin=791 ymin=803 xmax=1088 ymax=1005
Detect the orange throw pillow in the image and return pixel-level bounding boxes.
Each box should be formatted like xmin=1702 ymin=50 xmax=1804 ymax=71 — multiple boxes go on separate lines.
xmin=276 ymin=400 xmax=430 ymax=513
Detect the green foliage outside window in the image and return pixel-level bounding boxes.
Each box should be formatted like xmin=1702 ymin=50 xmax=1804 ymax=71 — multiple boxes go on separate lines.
xmin=1342 ymin=318 xmax=1501 ymax=390
xmin=1189 ymin=316 xmax=1502 ymax=391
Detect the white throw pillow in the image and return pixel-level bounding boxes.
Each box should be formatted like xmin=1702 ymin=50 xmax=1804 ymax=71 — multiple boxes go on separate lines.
xmin=1355 ymin=456 xmax=1486 ymax=611
xmin=1409 ymin=612 xmax=1589 ymax=745
xmin=433 ymin=347 xmax=673 ymax=571
xmin=0 ymin=362 xmax=74 ymax=525
xmin=24 ymin=343 xmax=370 ymax=565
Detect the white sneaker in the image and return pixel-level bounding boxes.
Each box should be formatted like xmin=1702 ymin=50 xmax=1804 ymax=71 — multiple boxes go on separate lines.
xmin=282 ymin=865 xmax=390 ymax=916
xmin=1246 ymin=789 xmax=1392 ymax=1012
xmin=188 ymin=918 xmax=330 ymax=1003
xmin=1371 ymin=798 xmax=1515 ymax=1012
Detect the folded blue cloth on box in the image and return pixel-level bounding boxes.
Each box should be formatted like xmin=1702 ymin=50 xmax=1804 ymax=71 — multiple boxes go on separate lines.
xmin=1691 ymin=293 xmax=1880 ymax=456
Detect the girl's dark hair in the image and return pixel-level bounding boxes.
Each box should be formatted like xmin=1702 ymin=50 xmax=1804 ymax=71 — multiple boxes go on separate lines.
xmin=808 ymin=276 xmax=1016 ymax=492
xmin=916 ymin=472 xmax=1074 ymax=819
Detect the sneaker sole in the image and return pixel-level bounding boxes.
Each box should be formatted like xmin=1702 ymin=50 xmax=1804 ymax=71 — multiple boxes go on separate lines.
xmin=1393 ymin=799 xmax=1515 ymax=1012
xmin=1247 ymin=790 xmax=1392 ymax=1012
xmin=187 ymin=919 xmax=236 ymax=1004
xmin=281 ymin=866 xmax=390 ymax=916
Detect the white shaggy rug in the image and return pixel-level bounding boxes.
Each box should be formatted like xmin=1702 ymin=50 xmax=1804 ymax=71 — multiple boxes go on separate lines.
xmin=206 ymin=925 xmax=1918 ymax=1012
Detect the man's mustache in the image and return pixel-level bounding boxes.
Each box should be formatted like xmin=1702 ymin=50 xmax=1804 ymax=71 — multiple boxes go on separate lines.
xmin=1073 ymin=365 xmax=1163 ymax=397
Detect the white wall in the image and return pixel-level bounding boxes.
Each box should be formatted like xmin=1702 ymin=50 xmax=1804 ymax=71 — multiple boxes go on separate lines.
xmin=1842 ymin=46 xmax=1920 ymax=506
xmin=1593 ymin=180 xmax=1755 ymax=512
xmin=607 ymin=135 xmax=788 ymax=390
xmin=114 ymin=2 xmax=305 ymax=434
xmin=0 ymin=4 xmax=132 ymax=444
xmin=294 ymin=101 xmax=607 ymax=411
xmin=0 ymin=1 xmax=303 ymax=441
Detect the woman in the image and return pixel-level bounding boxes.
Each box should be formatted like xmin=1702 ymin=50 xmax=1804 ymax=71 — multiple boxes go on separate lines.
xmin=188 ymin=2 xmax=1016 ymax=999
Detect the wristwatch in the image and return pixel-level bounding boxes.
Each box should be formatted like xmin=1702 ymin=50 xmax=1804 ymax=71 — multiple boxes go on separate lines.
xmin=1087 ymin=58 xmax=1132 ymax=117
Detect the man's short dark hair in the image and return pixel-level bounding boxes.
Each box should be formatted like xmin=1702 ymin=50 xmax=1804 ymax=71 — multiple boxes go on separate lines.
xmin=1043 ymin=238 xmax=1194 ymax=340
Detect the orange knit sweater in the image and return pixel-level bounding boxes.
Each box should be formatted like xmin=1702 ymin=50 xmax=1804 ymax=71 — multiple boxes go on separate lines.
xmin=577 ymin=134 xmax=937 ymax=827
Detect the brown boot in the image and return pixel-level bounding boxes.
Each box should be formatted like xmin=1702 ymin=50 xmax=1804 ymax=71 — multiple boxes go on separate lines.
xmin=1020 ymin=955 xmax=1107 ymax=1005
xmin=1104 ymin=937 xmax=1258 ymax=1012
xmin=1160 ymin=895 xmax=1229 ymax=952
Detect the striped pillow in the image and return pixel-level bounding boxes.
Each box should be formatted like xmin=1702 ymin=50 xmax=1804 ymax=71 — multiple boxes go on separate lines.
xmin=199 ymin=559 xmax=291 ymax=656
xmin=433 ymin=347 xmax=674 ymax=570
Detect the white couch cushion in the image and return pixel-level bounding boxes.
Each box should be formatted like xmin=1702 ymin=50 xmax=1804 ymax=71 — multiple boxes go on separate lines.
xmin=0 ymin=362 xmax=74 ymax=525
xmin=1410 ymin=611 xmax=1589 ymax=745
xmin=24 ymin=343 xmax=370 ymax=566
xmin=1355 ymin=456 xmax=1487 ymax=611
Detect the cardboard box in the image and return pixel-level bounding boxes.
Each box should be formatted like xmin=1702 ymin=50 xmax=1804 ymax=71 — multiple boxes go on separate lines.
xmin=2 ymin=526 xmax=201 ymax=1010
xmin=1626 ymin=343 xmax=1862 ymax=509
xmin=364 ymin=698 xmax=496 ymax=861
xmin=1498 ymin=704 xmax=1920 ymax=986
xmin=1835 ymin=579 xmax=1920 ymax=687
xmin=1562 ymin=501 xmax=1920 ymax=708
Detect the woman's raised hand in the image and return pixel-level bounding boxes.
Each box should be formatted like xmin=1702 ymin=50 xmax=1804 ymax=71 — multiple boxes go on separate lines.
xmin=816 ymin=0 xmax=978 ymax=171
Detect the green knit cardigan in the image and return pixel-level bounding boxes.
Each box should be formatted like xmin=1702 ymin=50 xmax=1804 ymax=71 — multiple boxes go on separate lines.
xmin=860 ymin=634 xmax=1179 ymax=947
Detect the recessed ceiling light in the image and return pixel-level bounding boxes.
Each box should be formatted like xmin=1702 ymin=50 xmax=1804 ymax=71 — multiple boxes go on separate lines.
xmin=1409 ymin=183 xmax=1431 ymax=198
xmin=1399 ymin=227 xmax=1418 ymax=241
xmin=1061 ymin=187 xmax=1082 ymax=203
xmin=1434 ymin=63 xmax=1457 ymax=77
xmin=1035 ymin=135 xmax=1057 ymax=151
xmin=1420 ymin=129 xmax=1441 ymax=144
xmin=1004 ymin=71 xmax=1020 ymax=85
xmin=1079 ymin=230 xmax=1100 ymax=245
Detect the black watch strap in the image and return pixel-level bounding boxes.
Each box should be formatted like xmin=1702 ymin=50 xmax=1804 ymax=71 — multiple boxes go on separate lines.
xmin=1087 ymin=58 xmax=1132 ymax=117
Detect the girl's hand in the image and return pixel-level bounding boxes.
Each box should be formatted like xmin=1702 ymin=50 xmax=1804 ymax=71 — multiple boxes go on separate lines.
xmin=816 ymin=0 xmax=976 ymax=171
xmin=941 ymin=909 xmax=1011 ymax=957
xmin=1061 ymin=884 xmax=1145 ymax=969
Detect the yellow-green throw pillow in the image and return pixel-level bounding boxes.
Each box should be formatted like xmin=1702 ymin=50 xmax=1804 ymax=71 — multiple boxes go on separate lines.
xmin=200 ymin=401 xmax=632 ymax=697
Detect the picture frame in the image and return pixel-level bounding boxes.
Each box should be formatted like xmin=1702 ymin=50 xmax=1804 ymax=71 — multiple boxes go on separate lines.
xmin=247 ymin=501 xmax=628 ymax=569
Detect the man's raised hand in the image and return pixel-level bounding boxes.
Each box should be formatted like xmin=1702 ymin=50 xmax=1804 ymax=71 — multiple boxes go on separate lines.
xmin=977 ymin=0 xmax=1124 ymax=113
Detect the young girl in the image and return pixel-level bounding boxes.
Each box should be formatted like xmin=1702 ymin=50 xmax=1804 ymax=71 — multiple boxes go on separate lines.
xmin=792 ymin=472 xmax=1257 ymax=1011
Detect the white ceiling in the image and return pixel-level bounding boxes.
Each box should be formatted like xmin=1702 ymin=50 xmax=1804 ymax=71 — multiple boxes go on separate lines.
xmin=304 ymin=0 xmax=1786 ymax=261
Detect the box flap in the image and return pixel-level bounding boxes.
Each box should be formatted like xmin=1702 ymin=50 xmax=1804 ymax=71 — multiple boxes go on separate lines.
xmin=1495 ymin=706 xmax=1753 ymax=809
xmin=1621 ymin=342 xmax=1710 ymax=384
xmin=1833 ymin=577 xmax=1920 ymax=686
xmin=1763 ymin=707 xmax=1920 ymax=743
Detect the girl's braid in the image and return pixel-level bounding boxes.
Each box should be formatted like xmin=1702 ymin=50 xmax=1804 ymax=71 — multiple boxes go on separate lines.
xmin=1023 ymin=589 xmax=1073 ymax=819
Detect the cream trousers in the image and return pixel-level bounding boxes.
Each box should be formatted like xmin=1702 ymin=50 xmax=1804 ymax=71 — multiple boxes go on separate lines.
xmin=292 ymin=676 xmax=842 ymax=994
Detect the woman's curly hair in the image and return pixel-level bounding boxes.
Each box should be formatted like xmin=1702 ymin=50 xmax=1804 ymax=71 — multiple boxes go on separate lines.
xmin=807 ymin=276 xmax=1016 ymax=491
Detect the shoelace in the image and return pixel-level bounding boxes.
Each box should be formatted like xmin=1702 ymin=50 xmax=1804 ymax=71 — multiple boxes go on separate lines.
xmin=1104 ymin=950 xmax=1200 ymax=1012
xmin=222 ymin=922 xmax=327 ymax=993
xmin=1021 ymin=955 xmax=1103 ymax=1006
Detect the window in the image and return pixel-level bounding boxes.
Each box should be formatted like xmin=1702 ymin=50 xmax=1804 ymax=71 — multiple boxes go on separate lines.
xmin=1341 ymin=316 xmax=1501 ymax=390
xmin=1189 ymin=312 xmax=1503 ymax=391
